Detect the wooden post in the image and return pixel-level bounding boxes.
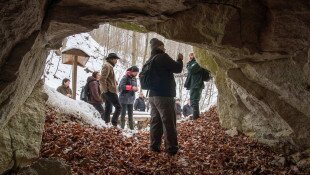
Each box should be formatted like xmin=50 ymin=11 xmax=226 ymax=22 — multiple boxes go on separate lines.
xmin=72 ymin=56 xmax=78 ymax=100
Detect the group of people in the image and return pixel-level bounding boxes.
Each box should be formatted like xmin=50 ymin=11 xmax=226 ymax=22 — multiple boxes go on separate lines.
xmin=57 ymin=37 xmax=208 ymax=156
xmin=175 ymin=99 xmax=194 ymax=119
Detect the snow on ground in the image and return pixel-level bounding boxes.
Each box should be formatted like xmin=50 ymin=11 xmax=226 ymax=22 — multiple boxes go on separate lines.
xmin=44 ymin=32 xmax=217 ymax=111
xmin=44 ymin=85 xmax=107 ymax=128
xmin=45 ymin=84 xmax=145 ymax=136
xmin=43 ymin=32 xmax=218 ymax=131
xmin=44 ymin=33 xmax=127 ymax=98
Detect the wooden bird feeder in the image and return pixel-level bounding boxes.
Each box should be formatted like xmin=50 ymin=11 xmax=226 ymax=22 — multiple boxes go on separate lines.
xmin=61 ymin=48 xmax=90 ymax=99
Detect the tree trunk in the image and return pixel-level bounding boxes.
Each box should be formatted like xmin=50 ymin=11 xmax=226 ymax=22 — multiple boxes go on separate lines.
xmin=105 ymin=24 xmax=111 ymax=56
xmin=142 ymin=33 xmax=149 ymax=64
xmin=131 ymin=31 xmax=137 ymax=65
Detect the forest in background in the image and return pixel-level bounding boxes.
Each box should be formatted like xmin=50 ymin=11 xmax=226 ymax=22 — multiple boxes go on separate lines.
xmin=47 ymin=24 xmax=217 ymax=110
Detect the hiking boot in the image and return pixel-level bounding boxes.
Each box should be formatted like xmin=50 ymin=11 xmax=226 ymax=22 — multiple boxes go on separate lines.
xmin=150 ymin=147 xmax=161 ymax=153
xmin=192 ymin=115 xmax=200 ymax=120
xmin=166 ymin=151 xmax=178 ymax=156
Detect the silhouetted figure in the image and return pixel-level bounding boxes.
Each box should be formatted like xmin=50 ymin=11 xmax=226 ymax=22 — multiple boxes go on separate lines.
xmin=147 ymin=38 xmax=183 ymax=155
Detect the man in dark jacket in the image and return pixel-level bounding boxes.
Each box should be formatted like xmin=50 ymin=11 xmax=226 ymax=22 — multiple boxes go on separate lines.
xmin=87 ymin=71 xmax=104 ymax=119
xmin=134 ymin=92 xmax=146 ymax=111
xmin=184 ymin=53 xmax=204 ymax=119
xmin=100 ymin=53 xmax=122 ymax=126
xmin=148 ymin=38 xmax=183 ymax=156
xmin=57 ymin=78 xmax=72 ymax=98
xmin=118 ymin=66 xmax=139 ymax=130
xmin=183 ymin=100 xmax=193 ymax=117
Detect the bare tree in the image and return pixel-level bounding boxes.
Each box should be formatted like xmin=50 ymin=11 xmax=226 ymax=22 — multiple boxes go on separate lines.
xmin=142 ymin=33 xmax=149 ymax=64
xmin=131 ymin=31 xmax=138 ymax=65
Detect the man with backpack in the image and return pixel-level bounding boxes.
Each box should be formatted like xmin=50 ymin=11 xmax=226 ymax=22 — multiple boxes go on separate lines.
xmin=134 ymin=92 xmax=146 ymax=111
xmin=118 ymin=66 xmax=139 ymax=130
xmin=86 ymin=71 xmax=104 ymax=119
xmin=140 ymin=38 xmax=183 ymax=155
xmin=100 ymin=53 xmax=122 ymax=126
xmin=184 ymin=53 xmax=210 ymax=119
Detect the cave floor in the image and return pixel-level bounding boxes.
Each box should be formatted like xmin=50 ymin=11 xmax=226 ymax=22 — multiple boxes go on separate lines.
xmin=40 ymin=107 xmax=296 ymax=175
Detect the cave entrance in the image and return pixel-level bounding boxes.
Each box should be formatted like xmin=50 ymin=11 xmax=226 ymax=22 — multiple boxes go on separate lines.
xmin=43 ymin=24 xmax=218 ymax=130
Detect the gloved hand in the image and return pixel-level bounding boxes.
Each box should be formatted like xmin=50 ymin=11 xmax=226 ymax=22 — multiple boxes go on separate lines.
xmin=177 ymin=53 xmax=183 ymax=60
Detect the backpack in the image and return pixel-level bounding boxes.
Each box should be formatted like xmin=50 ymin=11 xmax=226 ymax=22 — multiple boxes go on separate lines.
xmin=139 ymin=55 xmax=158 ymax=90
xmin=80 ymin=80 xmax=93 ymax=101
xmin=80 ymin=85 xmax=89 ymax=102
xmin=202 ymin=69 xmax=211 ymax=82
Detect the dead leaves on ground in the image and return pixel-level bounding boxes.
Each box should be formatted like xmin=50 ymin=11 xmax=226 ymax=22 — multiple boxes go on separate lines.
xmin=41 ymin=107 xmax=295 ymax=175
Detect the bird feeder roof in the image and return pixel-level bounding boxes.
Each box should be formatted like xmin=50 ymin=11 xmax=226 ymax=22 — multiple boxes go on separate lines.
xmin=61 ymin=48 xmax=90 ymax=67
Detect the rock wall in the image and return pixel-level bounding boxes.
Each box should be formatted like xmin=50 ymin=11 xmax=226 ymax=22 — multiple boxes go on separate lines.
xmin=144 ymin=1 xmax=310 ymax=153
xmin=0 ymin=81 xmax=48 ymax=174
xmin=0 ymin=0 xmax=309 ymax=173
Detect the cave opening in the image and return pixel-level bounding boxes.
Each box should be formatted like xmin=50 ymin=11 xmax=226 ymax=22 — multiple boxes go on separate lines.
xmin=1 ymin=0 xmax=310 ymax=174
xmin=43 ymin=23 xmax=218 ymax=130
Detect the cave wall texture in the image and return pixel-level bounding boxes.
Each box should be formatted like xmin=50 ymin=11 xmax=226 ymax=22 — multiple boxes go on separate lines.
xmin=0 ymin=0 xmax=309 ymax=173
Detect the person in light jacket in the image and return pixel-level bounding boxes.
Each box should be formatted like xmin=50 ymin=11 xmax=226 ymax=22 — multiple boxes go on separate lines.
xmin=100 ymin=53 xmax=122 ymax=126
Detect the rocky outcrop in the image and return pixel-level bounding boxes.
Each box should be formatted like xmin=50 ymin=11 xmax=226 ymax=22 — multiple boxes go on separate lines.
xmin=15 ymin=158 xmax=71 ymax=175
xmin=0 ymin=81 xmax=48 ymax=174
xmin=143 ymin=1 xmax=310 ymax=152
xmin=0 ymin=0 xmax=309 ymax=172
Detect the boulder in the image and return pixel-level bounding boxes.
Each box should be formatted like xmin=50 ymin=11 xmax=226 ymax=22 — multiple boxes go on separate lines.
xmin=0 ymin=81 xmax=48 ymax=174
xmin=16 ymin=158 xmax=71 ymax=175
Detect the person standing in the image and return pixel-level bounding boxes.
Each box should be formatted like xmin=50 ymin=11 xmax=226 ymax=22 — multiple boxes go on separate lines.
xmin=57 ymin=78 xmax=73 ymax=98
xmin=182 ymin=100 xmax=193 ymax=117
xmin=87 ymin=71 xmax=104 ymax=119
xmin=134 ymin=92 xmax=146 ymax=111
xmin=147 ymin=38 xmax=183 ymax=155
xmin=175 ymin=99 xmax=182 ymax=119
xmin=184 ymin=53 xmax=205 ymax=119
xmin=118 ymin=66 xmax=139 ymax=130
xmin=100 ymin=53 xmax=122 ymax=126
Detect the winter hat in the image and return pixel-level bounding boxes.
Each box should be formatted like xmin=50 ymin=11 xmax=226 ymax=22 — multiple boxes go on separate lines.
xmin=150 ymin=38 xmax=164 ymax=50
xmin=105 ymin=53 xmax=120 ymax=60
xmin=127 ymin=66 xmax=139 ymax=72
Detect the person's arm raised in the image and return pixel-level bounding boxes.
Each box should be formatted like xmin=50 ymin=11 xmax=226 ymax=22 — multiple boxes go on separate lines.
xmin=163 ymin=53 xmax=183 ymax=73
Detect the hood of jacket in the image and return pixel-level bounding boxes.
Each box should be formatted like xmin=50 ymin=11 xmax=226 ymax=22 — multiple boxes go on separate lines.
xmin=87 ymin=76 xmax=97 ymax=83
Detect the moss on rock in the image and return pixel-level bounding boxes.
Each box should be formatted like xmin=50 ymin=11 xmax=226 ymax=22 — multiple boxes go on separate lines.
xmin=111 ymin=22 xmax=148 ymax=33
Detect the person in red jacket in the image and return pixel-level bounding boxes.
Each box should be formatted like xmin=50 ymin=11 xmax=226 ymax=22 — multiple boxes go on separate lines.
xmin=87 ymin=71 xmax=104 ymax=119
xmin=118 ymin=66 xmax=139 ymax=130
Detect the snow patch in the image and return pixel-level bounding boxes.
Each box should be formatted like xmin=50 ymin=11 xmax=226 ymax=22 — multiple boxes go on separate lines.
xmin=44 ymin=85 xmax=106 ymax=128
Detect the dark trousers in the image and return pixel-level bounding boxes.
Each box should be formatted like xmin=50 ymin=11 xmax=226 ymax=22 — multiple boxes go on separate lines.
xmin=103 ymin=91 xmax=122 ymax=126
xmin=149 ymin=97 xmax=178 ymax=154
xmin=190 ymin=87 xmax=203 ymax=119
xmin=120 ymin=104 xmax=134 ymax=130
xmin=92 ymin=103 xmax=105 ymax=120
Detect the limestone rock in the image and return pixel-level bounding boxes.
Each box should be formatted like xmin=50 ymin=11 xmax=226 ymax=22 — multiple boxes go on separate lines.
xmin=16 ymin=158 xmax=71 ymax=175
xmin=0 ymin=0 xmax=309 ymax=173
xmin=225 ymin=127 xmax=238 ymax=137
xmin=290 ymin=148 xmax=310 ymax=172
xmin=0 ymin=81 xmax=47 ymax=174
